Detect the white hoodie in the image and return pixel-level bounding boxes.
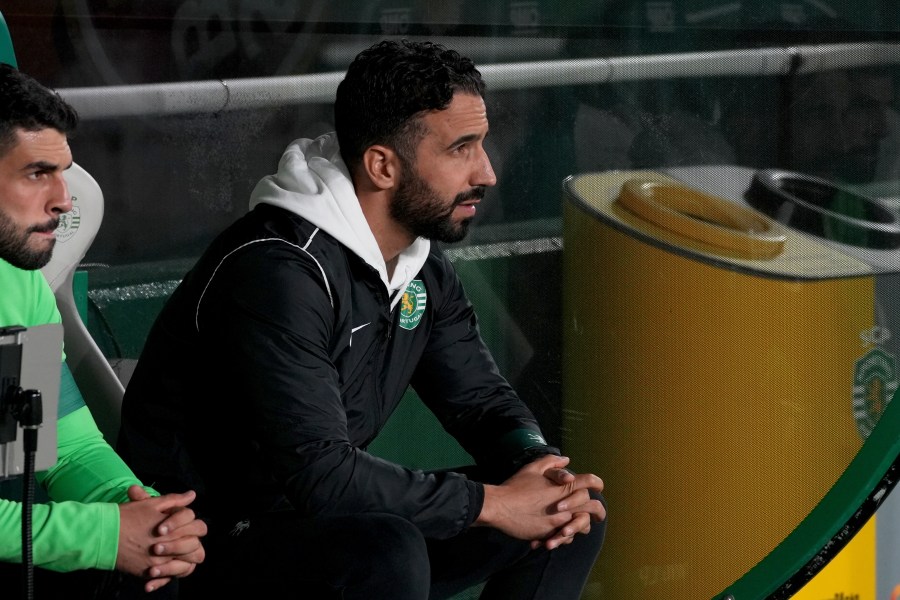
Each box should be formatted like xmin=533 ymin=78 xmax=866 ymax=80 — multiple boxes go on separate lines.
xmin=248 ymin=132 xmax=431 ymax=308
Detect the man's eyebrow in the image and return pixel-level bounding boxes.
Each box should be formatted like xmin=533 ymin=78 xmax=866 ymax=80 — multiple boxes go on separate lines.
xmin=24 ymin=160 xmax=72 ymax=172
xmin=447 ymin=133 xmax=482 ymax=148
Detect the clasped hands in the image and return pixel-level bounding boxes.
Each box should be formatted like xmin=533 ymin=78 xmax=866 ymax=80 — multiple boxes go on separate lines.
xmin=116 ymin=485 xmax=208 ymax=593
xmin=535 ymin=455 xmax=605 ymax=550
xmin=477 ymin=454 xmax=605 ymax=551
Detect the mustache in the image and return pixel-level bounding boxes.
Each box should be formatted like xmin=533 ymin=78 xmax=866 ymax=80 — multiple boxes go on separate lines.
xmin=27 ymin=219 xmax=60 ymax=234
xmin=454 ymin=186 xmax=487 ymax=205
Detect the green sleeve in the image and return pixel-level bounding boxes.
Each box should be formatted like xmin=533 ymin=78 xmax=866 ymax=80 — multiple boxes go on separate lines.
xmin=0 ymin=261 xmax=155 ymax=570
xmin=37 ymin=406 xmax=155 ymax=504
xmin=0 ymin=407 xmax=156 ymax=572
xmin=0 ymin=409 xmax=129 ymax=571
xmin=0 ymin=494 xmax=119 ymax=571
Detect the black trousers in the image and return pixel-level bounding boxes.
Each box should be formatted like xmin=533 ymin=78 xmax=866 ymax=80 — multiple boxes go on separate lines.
xmin=0 ymin=564 xmax=177 ymax=600
xmin=178 ymin=502 xmax=606 ymax=600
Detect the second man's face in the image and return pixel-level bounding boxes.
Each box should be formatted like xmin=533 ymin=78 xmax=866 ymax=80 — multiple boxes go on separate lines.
xmin=390 ymin=93 xmax=497 ymax=243
xmin=0 ymin=127 xmax=73 ymax=270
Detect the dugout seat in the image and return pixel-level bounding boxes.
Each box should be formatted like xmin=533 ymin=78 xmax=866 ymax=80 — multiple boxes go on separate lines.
xmin=42 ymin=164 xmax=125 ymax=444
xmin=0 ymin=11 xmax=15 ymax=68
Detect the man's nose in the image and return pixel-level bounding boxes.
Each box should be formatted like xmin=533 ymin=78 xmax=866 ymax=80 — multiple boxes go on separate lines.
xmin=473 ymin=146 xmax=497 ymax=188
xmin=49 ymin=173 xmax=72 ymax=215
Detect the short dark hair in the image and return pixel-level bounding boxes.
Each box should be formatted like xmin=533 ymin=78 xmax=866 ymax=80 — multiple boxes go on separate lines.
xmin=334 ymin=40 xmax=486 ymax=172
xmin=0 ymin=63 xmax=78 ymax=157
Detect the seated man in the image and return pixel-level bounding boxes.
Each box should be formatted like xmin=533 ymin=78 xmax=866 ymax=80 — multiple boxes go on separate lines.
xmin=0 ymin=63 xmax=206 ymax=599
xmin=119 ymin=40 xmax=606 ymax=599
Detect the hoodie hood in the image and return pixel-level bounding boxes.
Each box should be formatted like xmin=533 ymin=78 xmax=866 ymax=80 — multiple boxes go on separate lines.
xmin=249 ymin=132 xmax=431 ymax=302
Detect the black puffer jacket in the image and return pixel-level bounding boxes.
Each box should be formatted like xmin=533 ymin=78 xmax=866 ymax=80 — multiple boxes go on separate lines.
xmin=119 ymin=201 xmax=554 ymax=539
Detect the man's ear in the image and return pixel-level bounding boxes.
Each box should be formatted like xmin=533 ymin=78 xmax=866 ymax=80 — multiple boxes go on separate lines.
xmin=361 ymin=145 xmax=400 ymax=191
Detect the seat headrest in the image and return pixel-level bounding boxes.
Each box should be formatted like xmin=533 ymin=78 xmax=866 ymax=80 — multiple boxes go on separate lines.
xmin=42 ymin=162 xmax=104 ymax=292
xmin=0 ymin=11 xmax=17 ymax=68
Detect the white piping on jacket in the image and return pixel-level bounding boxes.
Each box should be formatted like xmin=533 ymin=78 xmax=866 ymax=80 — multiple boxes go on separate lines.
xmin=194 ymin=231 xmax=333 ymax=332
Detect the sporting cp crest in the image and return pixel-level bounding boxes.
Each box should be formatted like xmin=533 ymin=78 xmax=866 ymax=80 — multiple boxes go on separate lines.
xmin=54 ymin=194 xmax=82 ymax=243
xmin=399 ymin=279 xmax=427 ymax=331
xmin=853 ymin=345 xmax=898 ymax=439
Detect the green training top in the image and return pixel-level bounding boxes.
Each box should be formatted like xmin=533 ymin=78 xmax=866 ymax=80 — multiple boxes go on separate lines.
xmin=0 ymin=258 xmax=151 ymax=572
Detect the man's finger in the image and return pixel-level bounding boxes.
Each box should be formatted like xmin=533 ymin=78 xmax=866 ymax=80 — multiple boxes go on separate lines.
xmin=155 ymin=508 xmax=205 ymax=537
xmin=146 ymin=491 xmax=199 ymax=524
xmin=126 ymin=484 xmax=152 ymax=503
xmin=147 ymin=559 xmax=197 ymax=581
xmin=152 ymin=536 xmax=206 ymax=562
xmin=527 ymin=454 xmax=570 ymax=473
xmin=543 ymin=468 xmax=575 ymax=485
xmin=544 ymin=513 xmax=593 ymax=550
xmin=144 ymin=577 xmax=173 ymax=594
xmin=568 ymin=473 xmax=604 ymax=494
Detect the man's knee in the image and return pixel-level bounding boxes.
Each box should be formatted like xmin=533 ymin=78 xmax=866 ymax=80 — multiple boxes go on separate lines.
xmin=342 ymin=514 xmax=430 ymax=598
xmin=356 ymin=513 xmax=428 ymax=567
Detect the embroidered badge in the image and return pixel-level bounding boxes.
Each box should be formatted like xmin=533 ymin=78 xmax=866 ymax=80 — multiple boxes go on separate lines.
xmin=54 ymin=194 xmax=82 ymax=243
xmin=853 ymin=341 xmax=898 ymax=440
xmin=399 ymin=279 xmax=426 ymax=331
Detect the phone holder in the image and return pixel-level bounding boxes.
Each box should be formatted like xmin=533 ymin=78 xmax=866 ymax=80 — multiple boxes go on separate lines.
xmin=0 ymin=324 xmax=62 ymax=480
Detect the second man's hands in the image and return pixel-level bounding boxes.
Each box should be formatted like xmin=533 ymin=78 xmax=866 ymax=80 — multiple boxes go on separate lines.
xmin=117 ymin=486 xmax=207 ymax=592
xmin=475 ymin=454 xmax=605 ymax=548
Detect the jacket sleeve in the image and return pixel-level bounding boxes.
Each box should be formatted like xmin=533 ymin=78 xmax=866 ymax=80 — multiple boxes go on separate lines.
xmin=410 ymin=251 xmax=558 ymax=481
xmin=0 ymin=406 xmax=146 ymax=572
xmin=199 ymin=244 xmax=480 ymax=539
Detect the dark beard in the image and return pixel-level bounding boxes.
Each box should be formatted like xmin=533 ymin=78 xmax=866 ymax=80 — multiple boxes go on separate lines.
xmin=0 ymin=214 xmax=57 ymax=270
xmin=391 ymin=169 xmax=485 ymax=243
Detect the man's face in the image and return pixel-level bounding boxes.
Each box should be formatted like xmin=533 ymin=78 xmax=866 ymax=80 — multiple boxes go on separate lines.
xmin=390 ymin=93 xmax=497 ymax=243
xmin=0 ymin=128 xmax=73 ymax=269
